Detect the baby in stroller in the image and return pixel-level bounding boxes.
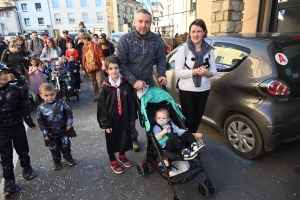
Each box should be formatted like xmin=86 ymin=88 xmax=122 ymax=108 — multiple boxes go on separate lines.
xmin=51 ymin=60 xmax=72 ymax=90
xmin=153 ymin=108 xmax=205 ymax=160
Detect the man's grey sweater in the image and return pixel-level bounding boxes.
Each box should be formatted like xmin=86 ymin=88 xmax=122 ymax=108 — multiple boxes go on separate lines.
xmin=28 ymin=38 xmax=43 ymax=55
xmin=117 ymin=29 xmax=166 ymax=87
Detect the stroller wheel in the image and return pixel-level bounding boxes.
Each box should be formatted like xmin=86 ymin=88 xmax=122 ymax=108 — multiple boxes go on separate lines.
xmin=204 ymin=179 xmax=215 ymax=194
xmin=137 ymin=163 xmax=145 ymax=177
xmin=198 ymin=183 xmax=209 ymax=199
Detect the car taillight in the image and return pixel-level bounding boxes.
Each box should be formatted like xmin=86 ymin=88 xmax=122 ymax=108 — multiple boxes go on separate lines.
xmin=259 ymin=79 xmax=290 ymax=96
xmin=292 ymin=37 xmax=300 ymax=41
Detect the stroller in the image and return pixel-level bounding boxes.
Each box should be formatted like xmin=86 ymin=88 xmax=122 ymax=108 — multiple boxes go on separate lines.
xmin=136 ymin=87 xmax=215 ymax=199
xmin=46 ymin=65 xmax=79 ymax=103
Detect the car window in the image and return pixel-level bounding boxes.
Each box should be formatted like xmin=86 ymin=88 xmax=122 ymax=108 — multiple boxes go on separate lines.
xmin=167 ymin=49 xmax=178 ymax=70
xmin=213 ymin=42 xmax=250 ymax=72
xmin=282 ymin=43 xmax=300 ymax=81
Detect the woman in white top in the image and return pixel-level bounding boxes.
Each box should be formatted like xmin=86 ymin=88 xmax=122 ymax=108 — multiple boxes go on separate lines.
xmin=40 ymin=37 xmax=62 ymax=67
xmin=175 ymin=19 xmax=217 ymax=133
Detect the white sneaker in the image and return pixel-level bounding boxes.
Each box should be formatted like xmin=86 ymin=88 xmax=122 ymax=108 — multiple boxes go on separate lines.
xmin=191 ymin=142 xmax=206 ymax=153
xmin=67 ymin=86 xmax=72 ymax=90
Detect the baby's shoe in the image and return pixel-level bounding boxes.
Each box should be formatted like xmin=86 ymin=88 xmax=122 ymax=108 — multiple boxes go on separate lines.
xmin=181 ymin=148 xmax=197 ymax=160
xmin=191 ymin=142 xmax=206 ymax=153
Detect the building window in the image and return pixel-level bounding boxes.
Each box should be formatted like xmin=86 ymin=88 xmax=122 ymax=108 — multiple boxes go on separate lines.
xmin=54 ymin=13 xmax=61 ymax=24
xmin=82 ymin=12 xmax=89 ymax=22
xmin=52 ymin=0 xmax=59 ymax=8
xmin=24 ymin=18 xmax=30 ymax=26
xmin=66 ymin=0 xmax=73 ymax=8
xmin=6 ymin=12 xmax=10 ymax=17
xmin=96 ymin=12 xmax=104 ymax=23
xmin=0 ymin=12 xmax=4 ymax=17
xmin=21 ymin=4 xmax=28 ymax=11
xmin=68 ymin=13 xmax=75 ymax=23
xmin=95 ymin=0 xmax=102 ymax=7
xmin=81 ymin=0 xmax=87 ymax=7
xmin=35 ymin=3 xmax=42 ymax=11
xmin=38 ymin=18 xmax=44 ymax=25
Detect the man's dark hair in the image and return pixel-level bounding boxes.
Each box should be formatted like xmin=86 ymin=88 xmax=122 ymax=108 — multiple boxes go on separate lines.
xmin=32 ymin=31 xmax=37 ymax=34
xmin=93 ymin=34 xmax=99 ymax=38
xmin=134 ymin=8 xmax=152 ymax=22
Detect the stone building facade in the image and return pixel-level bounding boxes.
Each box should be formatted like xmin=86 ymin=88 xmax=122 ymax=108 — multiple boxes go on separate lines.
xmin=210 ymin=0 xmax=244 ymax=35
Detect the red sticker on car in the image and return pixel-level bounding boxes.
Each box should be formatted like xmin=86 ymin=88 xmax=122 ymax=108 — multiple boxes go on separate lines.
xmin=275 ymin=53 xmax=288 ymax=65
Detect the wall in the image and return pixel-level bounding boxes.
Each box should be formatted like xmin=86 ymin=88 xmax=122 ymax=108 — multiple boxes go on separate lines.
xmin=196 ymin=0 xmax=213 ymax=35
xmin=240 ymin=0 xmax=260 ymax=33
xmin=48 ymin=0 xmax=107 ymax=35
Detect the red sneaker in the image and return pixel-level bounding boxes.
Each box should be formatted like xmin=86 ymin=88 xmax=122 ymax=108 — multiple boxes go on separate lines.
xmin=119 ymin=154 xmax=132 ymax=168
xmin=110 ymin=160 xmax=123 ymax=174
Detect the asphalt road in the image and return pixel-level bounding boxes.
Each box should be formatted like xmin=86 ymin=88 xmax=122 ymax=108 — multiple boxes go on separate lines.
xmin=1 ymin=78 xmax=300 ymax=200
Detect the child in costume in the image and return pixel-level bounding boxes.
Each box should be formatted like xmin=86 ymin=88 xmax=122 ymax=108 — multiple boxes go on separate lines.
xmin=97 ymin=56 xmax=135 ymax=174
xmin=51 ymin=60 xmax=72 ymax=90
xmin=28 ymin=58 xmax=47 ymax=97
xmin=68 ymin=54 xmax=81 ymax=91
xmin=0 ymin=63 xmax=36 ymax=195
xmin=37 ymin=83 xmax=76 ymax=170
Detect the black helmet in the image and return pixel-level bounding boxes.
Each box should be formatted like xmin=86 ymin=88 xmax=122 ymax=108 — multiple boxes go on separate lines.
xmin=0 ymin=63 xmax=9 ymax=72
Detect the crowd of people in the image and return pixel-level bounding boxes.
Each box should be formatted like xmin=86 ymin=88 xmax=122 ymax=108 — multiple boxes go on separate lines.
xmin=0 ymin=8 xmax=216 ymax=196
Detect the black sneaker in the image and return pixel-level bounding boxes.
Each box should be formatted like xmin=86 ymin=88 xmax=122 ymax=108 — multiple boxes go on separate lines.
xmin=132 ymin=139 xmax=140 ymax=152
xmin=181 ymin=148 xmax=197 ymax=160
xmin=22 ymin=165 xmax=36 ymax=180
xmin=3 ymin=179 xmax=16 ymax=195
xmin=65 ymin=158 xmax=76 ymax=166
xmin=53 ymin=162 xmax=61 ymax=170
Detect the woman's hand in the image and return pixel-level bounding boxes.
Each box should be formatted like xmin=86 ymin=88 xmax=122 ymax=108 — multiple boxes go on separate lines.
xmin=46 ymin=58 xmax=51 ymax=61
xmin=106 ymin=128 xmax=112 ymax=133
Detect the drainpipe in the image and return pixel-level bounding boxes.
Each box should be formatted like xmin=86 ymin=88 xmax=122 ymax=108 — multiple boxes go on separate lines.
xmin=46 ymin=0 xmax=54 ymax=36
xmin=14 ymin=0 xmax=22 ymax=34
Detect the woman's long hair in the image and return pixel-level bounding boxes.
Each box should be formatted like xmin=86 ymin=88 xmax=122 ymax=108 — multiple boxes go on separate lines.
xmin=16 ymin=36 xmax=28 ymax=52
xmin=45 ymin=37 xmax=57 ymax=50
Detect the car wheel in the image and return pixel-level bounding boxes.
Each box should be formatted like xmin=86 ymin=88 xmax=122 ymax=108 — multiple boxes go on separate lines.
xmin=224 ymin=114 xmax=265 ymax=159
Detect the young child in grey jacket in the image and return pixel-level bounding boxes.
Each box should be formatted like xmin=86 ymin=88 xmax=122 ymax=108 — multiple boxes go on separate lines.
xmin=51 ymin=60 xmax=72 ymax=90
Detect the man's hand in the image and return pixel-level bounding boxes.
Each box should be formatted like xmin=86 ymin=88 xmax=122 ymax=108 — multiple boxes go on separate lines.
xmin=134 ymin=80 xmax=146 ymax=90
xmin=30 ymin=126 xmax=37 ymax=132
xmin=44 ymin=136 xmax=49 ymax=141
xmin=158 ymin=77 xmax=167 ymax=85
xmin=66 ymin=125 xmax=71 ymax=130
xmin=106 ymin=128 xmax=112 ymax=133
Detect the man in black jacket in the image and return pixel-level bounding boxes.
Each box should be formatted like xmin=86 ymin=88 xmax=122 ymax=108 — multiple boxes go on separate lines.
xmin=58 ymin=30 xmax=75 ymax=56
xmin=0 ymin=63 xmax=37 ymax=195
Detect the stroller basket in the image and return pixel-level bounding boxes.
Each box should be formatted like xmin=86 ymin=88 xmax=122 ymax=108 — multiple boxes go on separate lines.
xmin=136 ymin=87 xmax=215 ymax=199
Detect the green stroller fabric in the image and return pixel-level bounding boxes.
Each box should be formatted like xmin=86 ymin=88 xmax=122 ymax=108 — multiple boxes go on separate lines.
xmin=140 ymin=87 xmax=185 ymax=132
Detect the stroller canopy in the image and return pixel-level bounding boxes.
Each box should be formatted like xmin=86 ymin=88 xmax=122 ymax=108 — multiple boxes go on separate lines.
xmin=140 ymin=87 xmax=185 ymax=131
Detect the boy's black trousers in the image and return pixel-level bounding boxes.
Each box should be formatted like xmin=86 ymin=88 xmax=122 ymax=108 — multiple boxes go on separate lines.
xmin=48 ymin=135 xmax=72 ymax=163
xmin=165 ymin=131 xmax=197 ymax=152
xmin=0 ymin=123 xmax=31 ymax=180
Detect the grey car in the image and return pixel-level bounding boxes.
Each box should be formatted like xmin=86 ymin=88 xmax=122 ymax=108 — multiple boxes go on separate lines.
xmin=154 ymin=33 xmax=300 ymax=159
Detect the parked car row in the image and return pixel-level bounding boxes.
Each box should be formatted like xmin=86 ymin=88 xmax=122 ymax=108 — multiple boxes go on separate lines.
xmin=154 ymin=33 xmax=300 ymax=159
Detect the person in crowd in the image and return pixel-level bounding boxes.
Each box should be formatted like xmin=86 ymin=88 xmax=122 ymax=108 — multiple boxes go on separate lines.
xmin=0 ymin=41 xmax=25 ymax=79
xmin=153 ymin=108 xmax=205 ymax=160
xmin=99 ymin=33 xmax=115 ymax=77
xmin=28 ymin=31 xmax=44 ymax=57
xmin=80 ymin=32 xmax=105 ymax=102
xmin=42 ymin=34 xmax=49 ymax=47
xmin=58 ymin=30 xmax=75 ymax=56
xmin=53 ymin=33 xmax=62 ymax=46
xmin=4 ymin=40 xmax=9 ymax=48
xmin=28 ymin=58 xmax=46 ymax=98
xmin=0 ymin=41 xmax=6 ymax=58
xmin=0 ymin=63 xmax=36 ymax=195
xmin=97 ymin=56 xmax=135 ymax=174
xmin=37 ymin=83 xmax=76 ymax=170
xmin=65 ymin=42 xmax=79 ymax=62
xmin=51 ymin=60 xmax=72 ymax=90
xmin=175 ymin=19 xmax=217 ymax=133
xmin=99 ymin=33 xmax=115 ymax=57
xmin=93 ymin=34 xmax=99 ymax=44
xmin=117 ymin=8 xmax=167 ymax=152
xmin=68 ymin=54 xmax=81 ymax=91
xmin=74 ymin=29 xmax=86 ymax=64
xmin=77 ymin=21 xmax=88 ymax=33
xmin=88 ymin=30 xmax=93 ymax=36
xmin=40 ymin=37 xmax=62 ymax=68
xmin=16 ymin=36 xmax=30 ymax=70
